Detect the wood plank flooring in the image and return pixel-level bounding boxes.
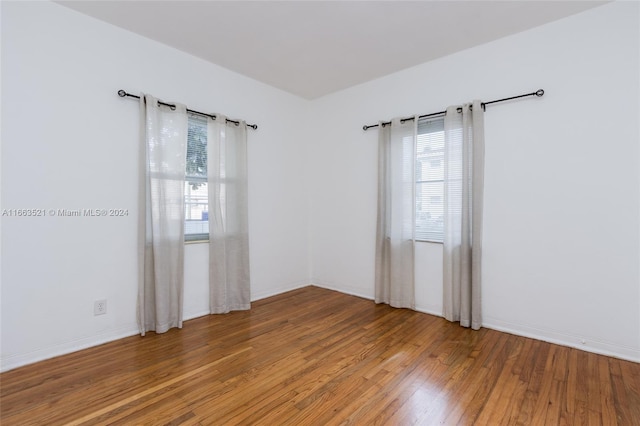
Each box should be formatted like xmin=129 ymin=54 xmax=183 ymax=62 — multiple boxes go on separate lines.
xmin=1 ymin=286 xmax=639 ymax=425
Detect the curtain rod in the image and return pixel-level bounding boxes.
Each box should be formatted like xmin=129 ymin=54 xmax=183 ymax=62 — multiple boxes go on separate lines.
xmin=362 ymin=89 xmax=544 ymax=131
xmin=117 ymin=90 xmax=258 ymax=130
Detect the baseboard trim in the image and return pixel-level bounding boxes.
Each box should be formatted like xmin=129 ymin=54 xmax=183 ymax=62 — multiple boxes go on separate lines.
xmin=414 ymin=305 xmax=443 ymax=317
xmin=310 ymin=280 xmax=373 ymax=301
xmin=312 ymin=281 xmax=444 ymax=318
xmin=311 ymin=280 xmax=640 ymax=363
xmin=1 ymin=281 xmax=312 ymax=373
xmin=4 ymin=284 xmax=637 ymax=372
xmin=483 ymin=316 xmax=640 ymax=363
xmin=252 ymin=280 xmax=311 ymax=302
xmin=1 ymin=324 xmax=139 ymax=373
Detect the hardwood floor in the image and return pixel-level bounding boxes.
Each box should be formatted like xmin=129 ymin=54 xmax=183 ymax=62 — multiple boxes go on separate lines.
xmin=1 ymin=286 xmax=639 ymax=425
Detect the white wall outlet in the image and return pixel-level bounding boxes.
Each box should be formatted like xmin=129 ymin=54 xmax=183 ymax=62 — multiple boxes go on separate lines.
xmin=94 ymin=299 xmax=107 ymax=316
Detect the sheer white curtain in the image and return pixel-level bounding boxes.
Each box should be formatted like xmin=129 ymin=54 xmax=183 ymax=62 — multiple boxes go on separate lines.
xmin=137 ymin=94 xmax=188 ymax=335
xmin=375 ymin=117 xmax=416 ymax=309
xmin=208 ymin=115 xmax=251 ymax=313
xmin=443 ymin=101 xmax=484 ymax=330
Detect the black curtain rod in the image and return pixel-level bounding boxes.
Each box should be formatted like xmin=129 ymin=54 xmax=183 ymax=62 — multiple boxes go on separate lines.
xmin=117 ymin=90 xmax=258 ymax=130
xmin=362 ymin=89 xmax=544 ymax=131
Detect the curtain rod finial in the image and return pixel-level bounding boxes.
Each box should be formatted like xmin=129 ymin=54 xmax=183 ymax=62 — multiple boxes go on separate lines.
xmin=118 ymin=90 xmax=126 ymax=97
xmin=536 ymin=89 xmax=544 ymax=97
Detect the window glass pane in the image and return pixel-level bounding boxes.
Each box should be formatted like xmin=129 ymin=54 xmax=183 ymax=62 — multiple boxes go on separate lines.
xmin=185 ymin=181 xmax=209 ymax=237
xmin=186 ymin=115 xmax=208 ymax=179
xmin=416 ymin=181 xmax=444 ymax=241
xmin=416 ymin=117 xmax=445 ymax=242
xmin=185 ymin=115 xmax=208 ymax=241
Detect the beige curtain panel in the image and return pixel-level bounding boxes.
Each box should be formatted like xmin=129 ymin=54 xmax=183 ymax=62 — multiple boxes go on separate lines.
xmin=443 ymin=101 xmax=485 ymax=330
xmin=137 ymin=94 xmax=188 ymax=335
xmin=375 ymin=117 xmax=417 ymax=309
xmin=208 ymin=115 xmax=251 ymax=314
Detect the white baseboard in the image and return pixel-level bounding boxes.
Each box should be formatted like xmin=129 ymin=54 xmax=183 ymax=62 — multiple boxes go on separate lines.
xmin=312 ymin=279 xmax=640 ymax=363
xmin=183 ymin=310 xmax=210 ymax=322
xmin=4 ymin=284 xmax=637 ymax=372
xmin=312 ymin=280 xmax=445 ymax=319
xmin=251 ymin=280 xmax=311 ymax=301
xmin=1 ymin=281 xmax=312 ymax=373
xmin=310 ymin=279 xmax=373 ymax=301
xmin=1 ymin=323 xmax=139 ymax=373
xmin=414 ymin=305 xmax=443 ymax=317
xmin=483 ymin=316 xmax=640 ymax=363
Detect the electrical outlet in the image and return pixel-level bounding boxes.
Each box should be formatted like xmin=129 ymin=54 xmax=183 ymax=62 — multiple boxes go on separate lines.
xmin=94 ymin=299 xmax=107 ymax=316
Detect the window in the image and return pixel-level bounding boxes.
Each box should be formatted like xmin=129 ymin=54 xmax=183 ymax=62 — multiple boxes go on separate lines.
xmin=416 ymin=117 xmax=445 ymax=242
xmin=185 ymin=115 xmax=209 ymax=242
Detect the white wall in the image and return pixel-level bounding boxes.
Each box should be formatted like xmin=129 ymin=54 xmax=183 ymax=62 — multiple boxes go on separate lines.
xmin=1 ymin=1 xmax=311 ymax=371
xmin=309 ymin=2 xmax=640 ymax=361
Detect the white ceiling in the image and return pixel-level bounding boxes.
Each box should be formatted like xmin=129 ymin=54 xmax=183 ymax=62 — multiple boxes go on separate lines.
xmin=56 ymin=1 xmax=608 ymax=99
